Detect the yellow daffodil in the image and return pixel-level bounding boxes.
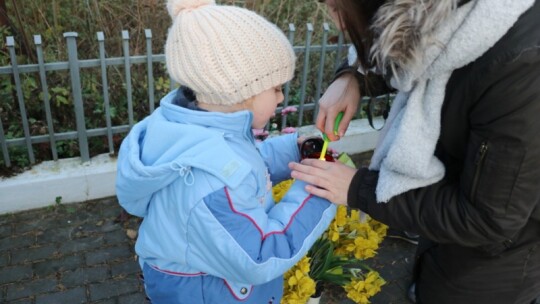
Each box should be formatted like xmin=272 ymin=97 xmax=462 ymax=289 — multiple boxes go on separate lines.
xmin=272 ymin=179 xmax=294 ymax=202
xmin=335 ymin=205 xmax=348 ymax=226
xmin=273 ymin=163 xmax=388 ymax=304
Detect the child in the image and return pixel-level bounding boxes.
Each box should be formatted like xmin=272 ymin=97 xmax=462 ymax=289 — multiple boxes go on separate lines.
xmin=115 ymin=0 xmax=337 ymax=303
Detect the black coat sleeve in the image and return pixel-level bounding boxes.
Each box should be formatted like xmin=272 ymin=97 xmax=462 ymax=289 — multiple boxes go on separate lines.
xmin=333 ymin=59 xmax=395 ymax=97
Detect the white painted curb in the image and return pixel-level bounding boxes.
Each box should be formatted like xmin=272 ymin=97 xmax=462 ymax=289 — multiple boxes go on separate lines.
xmin=0 ymin=153 xmax=117 ymax=214
xmin=0 ymin=118 xmax=380 ymax=214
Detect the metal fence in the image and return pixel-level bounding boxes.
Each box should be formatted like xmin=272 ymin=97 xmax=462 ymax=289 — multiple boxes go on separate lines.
xmin=0 ymin=23 xmax=351 ymax=168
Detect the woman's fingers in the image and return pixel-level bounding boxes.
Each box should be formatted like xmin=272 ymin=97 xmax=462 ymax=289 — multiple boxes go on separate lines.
xmin=338 ymin=105 xmax=356 ymax=138
xmin=315 ymin=108 xmax=328 ymax=134
xmin=289 ymin=161 xmax=329 ymax=188
xmin=289 ymin=160 xmax=356 ymax=205
xmin=324 ymin=112 xmax=340 ymax=141
xmin=315 ymin=73 xmax=361 ymax=141
xmin=304 ymin=184 xmax=335 ymax=202
xmin=300 ymin=158 xmax=331 ymax=168
xmin=289 ymin=162 xmax=340 ymax=203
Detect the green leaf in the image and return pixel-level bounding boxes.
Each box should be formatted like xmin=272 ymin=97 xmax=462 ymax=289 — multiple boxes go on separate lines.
xmin=55 ymin=95 xmax=69 ymax=106
xmin=51 ymin=87 xmax=69 ymax=96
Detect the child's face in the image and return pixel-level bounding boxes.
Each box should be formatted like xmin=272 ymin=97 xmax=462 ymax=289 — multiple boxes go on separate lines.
xmin=246 ymin=86 xmax=284 ymax=129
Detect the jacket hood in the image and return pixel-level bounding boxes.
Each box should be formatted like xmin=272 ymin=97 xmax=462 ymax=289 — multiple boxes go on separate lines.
xmin=115 ymin=89 xmax=253 ymax=216
xmin=371 ymin=0 xmax=459 ymax=78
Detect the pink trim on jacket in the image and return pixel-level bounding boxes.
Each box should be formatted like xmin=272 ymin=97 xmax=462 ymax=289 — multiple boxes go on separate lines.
xmin=223 ymin=187 xmax=313 ymax=240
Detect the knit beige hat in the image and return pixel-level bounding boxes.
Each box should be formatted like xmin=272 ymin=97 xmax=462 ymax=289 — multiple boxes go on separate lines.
xmin=165 ymin=0 xmax=296 ymax=105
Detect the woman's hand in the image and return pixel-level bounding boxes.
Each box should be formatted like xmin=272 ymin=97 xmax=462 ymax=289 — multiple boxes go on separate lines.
xmin=317 ymin=73 xmax=361 ymax=141
xmin=289 ymin=159 xmax=357 ymax=205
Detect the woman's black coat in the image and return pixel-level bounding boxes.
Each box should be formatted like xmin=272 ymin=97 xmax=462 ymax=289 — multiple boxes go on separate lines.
xmin=348 ymin=2 xmax=540 ymax=303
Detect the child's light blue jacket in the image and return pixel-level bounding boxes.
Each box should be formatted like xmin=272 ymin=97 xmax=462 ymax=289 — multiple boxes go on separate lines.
xmin=116 ymin=89 xmax=336 ymax=303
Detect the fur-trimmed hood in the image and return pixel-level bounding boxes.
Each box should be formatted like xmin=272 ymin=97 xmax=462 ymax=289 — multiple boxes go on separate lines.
xmin=371 ymin=0 xmax=459 ymax=80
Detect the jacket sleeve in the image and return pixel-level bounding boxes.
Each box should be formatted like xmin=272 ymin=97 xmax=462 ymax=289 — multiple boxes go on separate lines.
xmin=257 ymin=133 xmax=300 ymax=183
xmin=333 ymin=58 xmax=395 ymax=97
xmin=185 ymin=179 xmax=336 ymax=285
xmin=348 ymin=50 xmax=540 ymax=249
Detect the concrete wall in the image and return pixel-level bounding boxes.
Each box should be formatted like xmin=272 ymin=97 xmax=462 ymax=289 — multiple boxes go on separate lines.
xmin=0 ymin=118 xmax=380 ymax=214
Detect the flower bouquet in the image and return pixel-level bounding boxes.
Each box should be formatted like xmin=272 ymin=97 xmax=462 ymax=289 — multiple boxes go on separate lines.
xmin=272 ymin=154 xmax=387 ymax=304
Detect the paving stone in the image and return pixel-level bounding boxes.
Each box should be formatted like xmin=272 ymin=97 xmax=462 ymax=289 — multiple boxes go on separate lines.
xmin=60 ymin=266 xmax=110 ymax=288
xmin=88 ymin=277 xmax=140 ymax=301
xmin=62 ymin=211 xmax=108 ymax=228
xmin=58 ymin=236 xmax=104 ymax=255
xmin=378 ymin=264 xmax=407 ymax=282
xmin=103 ymin=229 xmax=130 ymax=245
xmin=13 ymin=209 xmax=48 ymax=223
xmin=0 ymin=224 xmax=12 ymax=238
xmin=80 ymin=200 xmax=121 ymax=221
xmin=126 ymin=217 xmax=143 ymax=231
xmin=0 ymin=213 xmax=15 ymax=226
xmin=0 ymin=284 xmax=5 ymax=302
xmin=6 ymin=278 xmax=57 ymax=301
xmin=14 ymin=217 xmax=59 ymax=234
xmin=85 ymin=245 xmax=132 ymax=266
xmin=98 ymin=199 xmax=123 ymax=219
xmin=371 ymin=280 xmax=410 ymax=304
xmin=35 ymin=287 xmax=87 ymax=304
xmin=76 ymin=221 xmax=121 ymax=236
xmin=117 ymin=292 xmax=148 ymax=304
xmin=11 ymin=244 xmax=58 ymax=265
xmin=0 ymin=251 xmax=9 ymax=267
xmin=4 ymin=298 xmax=33 ymax=304
xmin=111 ymin=259 xmax=140 ymax=278
xmin=33 ymin=254 xmax=83 ymax=278
xmin=394 ymin=277 xmax=411 ymax=293
xmin=35 ymin=226 xmax=74 ymax=245
xmin=89 ymin=299 xmax=116 ymax=304
xmin=0 ymin=234 xmax=35 ymax=252
xmin=0 ymin=265 xmax=33 ymax=284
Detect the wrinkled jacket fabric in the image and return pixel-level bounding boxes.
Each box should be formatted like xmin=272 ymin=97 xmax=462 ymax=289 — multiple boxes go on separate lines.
xmin=116 ymin=89 xmax=336 ymax=303
xmin=348 ymin=1 xmax=540 ymax=303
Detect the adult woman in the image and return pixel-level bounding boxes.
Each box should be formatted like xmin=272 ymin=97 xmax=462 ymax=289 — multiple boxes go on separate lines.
xmin=289 ymin=0 xmax=540 ymax=303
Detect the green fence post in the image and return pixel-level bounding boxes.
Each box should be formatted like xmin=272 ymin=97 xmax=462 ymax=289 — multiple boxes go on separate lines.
xmin=64 ymin=32 xmax=90 ymax=162
xmin=7 ymin=36 xmax=35 ymax=164
xmin=145 ymin=29 xmax=155 ymax=113
xmin=35 ymin=34 xmax=58 ymax=160
xmin=97 ymin=31 xmax=114 ymax=155
xmin=0 ymin=108 xmax=9 ymax=167
xmin=297 ymin=23 xmax=314 ymax=127
xmin=122 ymin=30 xmax=134 ymax=128
xmin=281 ymin=23 xmax=296 ymax=130
xmin=313 ymin=23 xmax=329 ymax=121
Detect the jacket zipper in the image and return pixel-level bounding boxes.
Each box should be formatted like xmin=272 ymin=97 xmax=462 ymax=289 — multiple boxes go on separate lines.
xmin=471 ymin=142 xmax=514 ymax=251
xmin=470 ymin=141 xmax=489 ymax=202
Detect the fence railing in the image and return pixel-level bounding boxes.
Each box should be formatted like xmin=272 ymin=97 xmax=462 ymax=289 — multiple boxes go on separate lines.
xmin=0 ymin=23 xmax=359 ymax=168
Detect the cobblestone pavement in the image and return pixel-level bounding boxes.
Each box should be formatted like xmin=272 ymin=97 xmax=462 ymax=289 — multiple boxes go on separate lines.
xmin=0 ymin=197 xmax=146 ymax=304
xmin=0 ymin=152 xmax=416 ymax=304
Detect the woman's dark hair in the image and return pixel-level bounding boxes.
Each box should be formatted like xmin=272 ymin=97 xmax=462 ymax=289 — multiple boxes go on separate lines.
xmin=332 ymin=0 xmax=386 ymax=70
xmin=319 ymin=0 xmax=387 ymax=96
